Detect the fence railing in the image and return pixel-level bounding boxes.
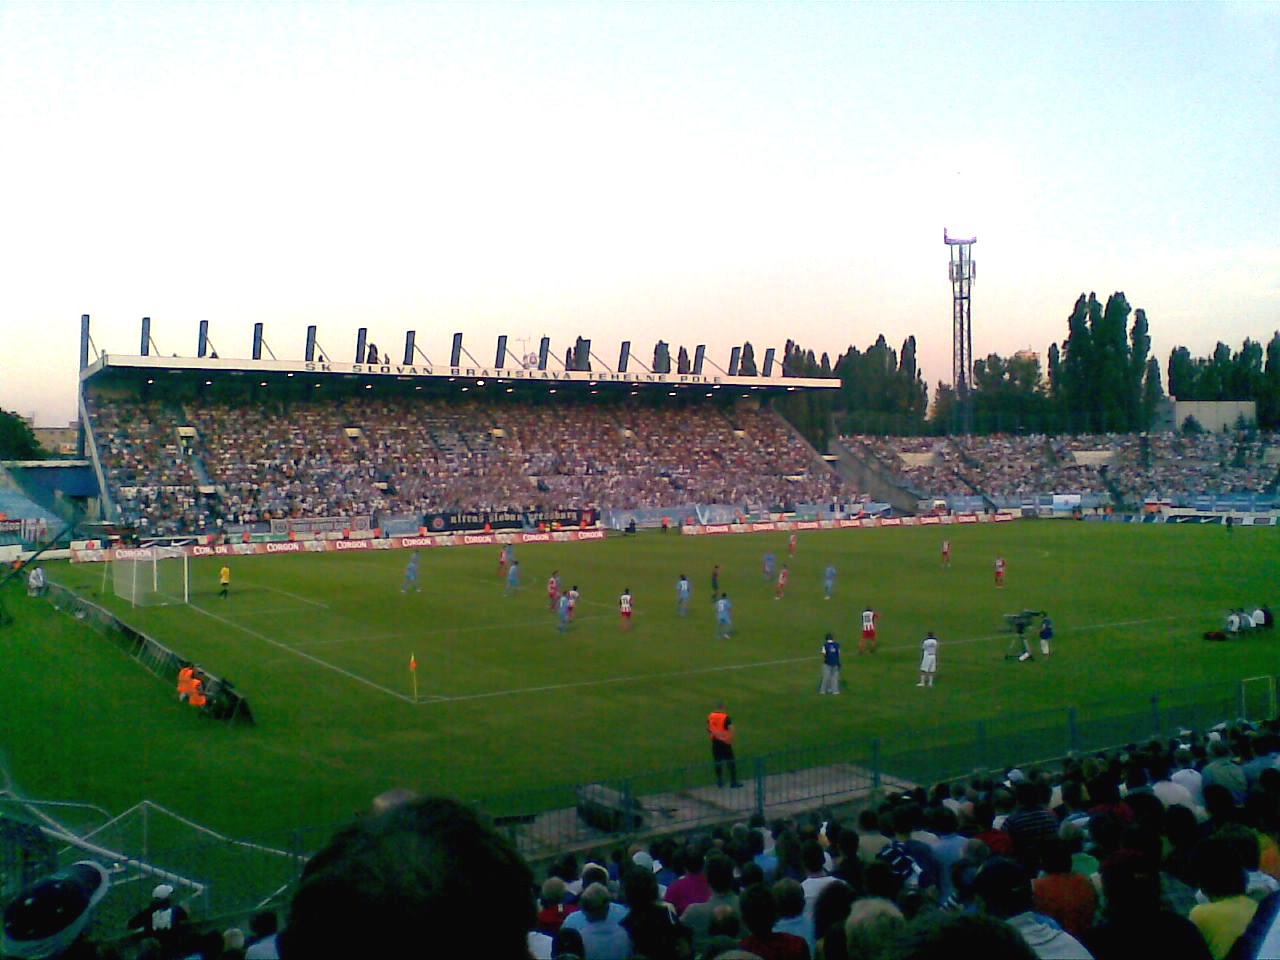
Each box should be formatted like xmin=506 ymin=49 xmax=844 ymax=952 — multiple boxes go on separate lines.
xmin=473 ymin=676 xmax=1274 ymax=863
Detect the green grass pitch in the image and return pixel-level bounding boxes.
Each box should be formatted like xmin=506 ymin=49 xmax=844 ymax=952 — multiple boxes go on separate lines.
xmin=1 ymin=520 xmax=1276 ymax=839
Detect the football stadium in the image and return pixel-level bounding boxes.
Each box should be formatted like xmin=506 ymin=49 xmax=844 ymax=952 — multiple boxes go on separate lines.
xmin=4 ymin=5 xmax=1280 ymax=952
xmin=2 ymin=312 xmax=1280 ymax=958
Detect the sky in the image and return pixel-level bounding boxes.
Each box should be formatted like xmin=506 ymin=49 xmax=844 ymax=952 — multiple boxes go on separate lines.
xmin=1 ymin=1 xmax=1277 ymax=425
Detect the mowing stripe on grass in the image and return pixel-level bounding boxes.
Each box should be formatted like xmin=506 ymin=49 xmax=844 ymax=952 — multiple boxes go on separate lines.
xmin=419 ymin=612 xmax=1196 ymax=703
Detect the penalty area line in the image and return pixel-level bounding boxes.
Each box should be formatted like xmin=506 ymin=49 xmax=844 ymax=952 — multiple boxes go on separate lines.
xmin=186 ymin=601 xmax=433 ymax=703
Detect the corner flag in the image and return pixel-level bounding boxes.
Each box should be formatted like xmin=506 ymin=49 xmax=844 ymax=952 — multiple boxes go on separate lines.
xmin=409 ymin=653 xmax=418 ymax=701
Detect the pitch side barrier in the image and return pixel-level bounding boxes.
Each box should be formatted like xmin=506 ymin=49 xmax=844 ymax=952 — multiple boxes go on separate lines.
xmin=681 ymin=512 xmax=1017 ymax=536
xmin=65 ymin=527 xmax=608 ymax=564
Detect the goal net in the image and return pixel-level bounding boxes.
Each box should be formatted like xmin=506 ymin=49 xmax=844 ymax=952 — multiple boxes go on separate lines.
xmin=1241 ymin=676 xmax=1277 ymax=725
xmin=110 ymin=547 xmax=189 ymax=607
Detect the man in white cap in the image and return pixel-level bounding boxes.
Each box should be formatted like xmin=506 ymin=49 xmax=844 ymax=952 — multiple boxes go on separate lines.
xmin=127 ymin=882 xmax=190 ymax=952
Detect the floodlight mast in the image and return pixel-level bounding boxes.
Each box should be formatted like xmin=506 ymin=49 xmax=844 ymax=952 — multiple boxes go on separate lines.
xmin=944 ymin=229 xmax=976 ymax=435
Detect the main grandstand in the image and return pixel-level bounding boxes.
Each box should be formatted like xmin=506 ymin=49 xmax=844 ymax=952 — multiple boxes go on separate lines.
xmin=2 ymin=321 xmax=1280 ymax=959
xmin=77 ymin=331 xmax=853 ymax=540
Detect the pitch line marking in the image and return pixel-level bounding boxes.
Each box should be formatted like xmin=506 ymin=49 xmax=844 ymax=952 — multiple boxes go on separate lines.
xmin=260 ymin=585 xmax=330 ymax=609
xmin=185 ymin=601 xmax=433 ymax=703
xmin=417 ymin=613 xmax=1196 ymax=704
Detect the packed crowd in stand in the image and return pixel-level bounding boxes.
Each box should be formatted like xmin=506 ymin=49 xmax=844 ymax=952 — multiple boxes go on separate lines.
xmin=85 ymin=396 xmax=843 ymax=534
xmin=21 ymin=719 xmax=1280 ymax=959
xmin=849 ymin=431 xmax=1279 ymax=503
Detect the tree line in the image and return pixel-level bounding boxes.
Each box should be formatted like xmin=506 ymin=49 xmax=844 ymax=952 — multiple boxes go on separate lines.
xmin=756 ymin=292 xmax=1280 ymax=444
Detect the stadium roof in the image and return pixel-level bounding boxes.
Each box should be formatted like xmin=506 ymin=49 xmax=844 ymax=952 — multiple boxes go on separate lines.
xmin=81 ymin=353 xmax=841 ymax=393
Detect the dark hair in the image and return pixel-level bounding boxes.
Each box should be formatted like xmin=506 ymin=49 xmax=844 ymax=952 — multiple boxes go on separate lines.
xmin=279 ymin=796 xmax=533 ymax=959
xmin=772 ymin=878 xmax=805 ymax=918
xmin=886 ymin=911 xmax=1038 ymax=960
xmin=973 ymin=857 xmax=1032 ymax=919
xmin=739 ymin=884 xmax=777 ymax=937
xmin=705 ymin=854 xmax=735 ymax=894
xmin=1194 ymin=836 xmax=1246 ymax=899
xmin=621 ymin=863 xmax=659 ymax=907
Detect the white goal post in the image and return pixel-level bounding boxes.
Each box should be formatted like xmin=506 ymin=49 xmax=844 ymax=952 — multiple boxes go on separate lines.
xmin=111 ymin=547 xmax=190 ymax=607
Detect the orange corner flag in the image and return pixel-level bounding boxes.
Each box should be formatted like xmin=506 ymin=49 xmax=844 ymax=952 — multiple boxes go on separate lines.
xmin=409 ymin=654 xmax=417 ymax=672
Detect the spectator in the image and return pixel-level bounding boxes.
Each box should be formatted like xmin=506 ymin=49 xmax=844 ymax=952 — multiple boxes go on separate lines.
xmin=885 ymin=911 xmax=1038 ymax=960
xmin=1189 ymin=837 xmax=1257 ymax=960
xmin=972 ymin=857 xmax=1093 ymax=959
xmin=277 ymin=795 xmax=533 ymax=959
xmin=1031 ymin=837 xmax=1098 ymax=940
xmin=620 ymin=865 xmax=691 ymax=960
xmin=680 ymin=854 xmax=739 ymax=955
xmin=1082 ymin=849 xmax=1210 ymax=960
xmin=738 ymin=883 xmax=809 ymax=960
xmin=771 ymin=879 xmax=813 ymax=953
xmin=572 ymin=883 xmax=632 ymax=960
xmin=538 ymin=876 xmax=579 ymax=935
xmin=842 ymin=897 xmax=905 ymax=960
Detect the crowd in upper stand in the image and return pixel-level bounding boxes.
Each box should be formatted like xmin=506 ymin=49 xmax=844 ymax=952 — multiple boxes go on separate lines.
xmin=849 ymin=431 xmax=1279 ymax=503
xmin=86 ymin=396 xmax=843 ymax=534
xmin=27 ymin=719 xmax=1280 ymax=959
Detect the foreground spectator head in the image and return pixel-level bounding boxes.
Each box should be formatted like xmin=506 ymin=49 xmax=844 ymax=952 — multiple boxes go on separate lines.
xmin=1 ymin=861 xmax=110 ymax=960
xmin=844 ymin=897 xmax=904 ymax=960
xmin=973 ymin=857 xmax=1033 ymax=919
xmin=1194 ymin=836 xmax=1246 ymax=900
xmin=579 ymin=883 xmax=612 ymax=922
xmin=885 ymin=912 xmax=1037 ymax=960
xmin=738 ymin=884 xmax=778 ymax=937
xmin=279 ymin=795 xmax=533 ymax=959
xmin=772 ymin=878 xmax=805 ymax=920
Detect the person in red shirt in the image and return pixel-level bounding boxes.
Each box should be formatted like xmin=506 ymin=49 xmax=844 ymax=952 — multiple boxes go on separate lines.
xmin=1032 ymin=837 xmax=1098 ymax=939
xmin=535 ymin=877 xmax=578 ymax=935
xmin=775 ymin=565 xmax=789 ymax=600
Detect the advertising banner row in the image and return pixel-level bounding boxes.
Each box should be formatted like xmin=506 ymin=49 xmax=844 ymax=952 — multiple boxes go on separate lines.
xmin=681 ymin=512 xmax=1015 ymax=536
xmin=68 ymin=528 xmax=607 ymax=563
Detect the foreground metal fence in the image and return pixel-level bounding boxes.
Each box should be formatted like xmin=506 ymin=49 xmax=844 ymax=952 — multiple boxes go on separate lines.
xmin=474 ymin=676 xmax=1274 ymax=863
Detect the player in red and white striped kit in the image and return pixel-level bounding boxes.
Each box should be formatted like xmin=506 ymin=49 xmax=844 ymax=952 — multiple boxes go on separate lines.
xmin=860 ymin=606 xmax=878 ymax=654
xmin=619 ymin=587 xmax=634 ymax=631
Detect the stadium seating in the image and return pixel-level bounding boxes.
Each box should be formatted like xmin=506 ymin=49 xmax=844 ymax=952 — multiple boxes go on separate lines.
xmin=84 ymin=395 xmax=847 ymax=533
xmin=846 ymin=431 xmax=1280 ymax=506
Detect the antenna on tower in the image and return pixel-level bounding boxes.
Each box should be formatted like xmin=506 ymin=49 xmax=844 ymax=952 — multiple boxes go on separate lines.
xmin=944 ymin=230 xmax=977 ymax=435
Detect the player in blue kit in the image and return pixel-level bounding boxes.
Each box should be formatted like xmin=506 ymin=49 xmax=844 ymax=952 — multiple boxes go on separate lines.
xmin=715 ymin=593 xmax=733 ymax=639
xmin=677 ymin=574 xmax=691 ymax=616
xmin=823 ymin=563 xmax=837 ymax=600
xmin=763 ymin=552 xmax=776 ymax=581
xmin=401 ymin=551 xmax=421 ymax=593
xmin=504 ymin=560 xmax=520 ymax=596
xmin=557 ymin=592 xmax=571 ymax=633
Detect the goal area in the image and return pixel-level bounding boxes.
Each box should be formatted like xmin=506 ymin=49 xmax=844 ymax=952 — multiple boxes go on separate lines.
xmin=109 ymin=547 xmax=189 ymax=606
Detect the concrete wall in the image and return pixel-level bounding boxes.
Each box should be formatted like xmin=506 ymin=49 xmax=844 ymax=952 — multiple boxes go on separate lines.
xmin=1169 ymin=399 xmax=1257 ymax=433
xmin=828 ymin=440 xmax=920 ymax=515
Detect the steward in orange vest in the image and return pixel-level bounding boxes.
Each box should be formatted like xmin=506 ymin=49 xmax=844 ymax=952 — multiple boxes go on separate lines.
xmin=707 ymin=705 xmax=741 ymax=789
xmin=176 ymin=665 xmax=195 ymax=702
xmin=188 ymin=676 xmax=207 ymax=709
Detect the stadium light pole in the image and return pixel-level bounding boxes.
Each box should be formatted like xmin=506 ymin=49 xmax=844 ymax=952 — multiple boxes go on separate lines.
xmin=945 ymin=229 xmax=976 ymax=435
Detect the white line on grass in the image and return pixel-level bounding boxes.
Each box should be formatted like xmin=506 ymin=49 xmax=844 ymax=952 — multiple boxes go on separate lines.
xmin=260 ymin=585 xmax=330 ymax=609
xmin=418 ymin=612 xmax=1197 ymax=704
xmin=288 ymin=612 xmax=616 ymax=648
xmin=185 ymin=601 xmax=437 ymax=703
